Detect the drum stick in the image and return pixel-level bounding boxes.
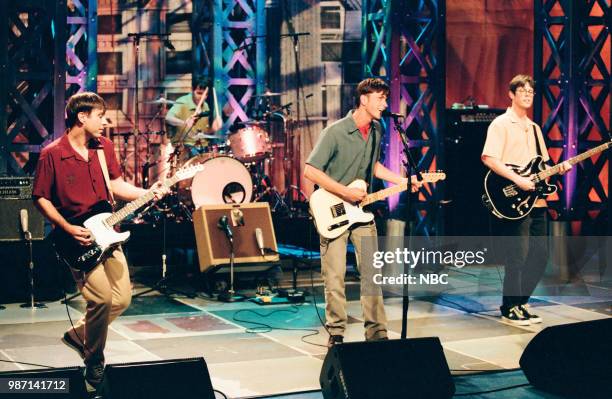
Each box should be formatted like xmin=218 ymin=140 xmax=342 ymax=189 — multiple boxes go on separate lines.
xmin=212 ymin=87 xmax=221 ymax=121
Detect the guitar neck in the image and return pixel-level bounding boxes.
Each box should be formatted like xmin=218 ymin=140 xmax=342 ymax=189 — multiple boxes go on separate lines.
xmin=105 ymin=176 xmax=177 ymax=227
xmin=361 ymin=183 xmax=408 ymax=207
xmin=537 ymin=141 xmax=612 ymax=180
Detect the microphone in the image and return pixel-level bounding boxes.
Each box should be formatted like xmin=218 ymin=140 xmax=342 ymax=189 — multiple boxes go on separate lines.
xmin=194 ymin=111 xmax=210 ymax=119
xmin=255 ymin=228 xmax=264 ymax=256
xmin=163 ymin=39 xmax=175 ymax=51
xmin=382 ymin=110 xmax=403 ymax=119
xmin=20 ymin=209 xmax=29 ymax=233
xmin=217 ymin=215 xmax=233 ymax=240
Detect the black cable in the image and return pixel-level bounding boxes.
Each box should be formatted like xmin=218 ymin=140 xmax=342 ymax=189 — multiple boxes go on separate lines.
xmin=454 ymin=382 xmax=531 ymax=396
xmin=450 ymin=367 xmax=521 ymax=374
xmin=57 ymin=254 xmax=92 ymax=360
xmin=0 ymin=359 xmax=54 ymax=369
xmin=237 ymin=389 xmax=321 ymax=399
xmin=231 ymin=306 xmax=327 ymax=348
xmin=306 ymin=215 xmax=331 ymax=339
xmin=214 ymin=388 xmax=229 ymax=399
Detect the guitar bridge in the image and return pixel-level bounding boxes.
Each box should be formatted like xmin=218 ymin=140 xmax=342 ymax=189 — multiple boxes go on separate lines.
xmin=331 ymin=203 xmax=346 ymax=218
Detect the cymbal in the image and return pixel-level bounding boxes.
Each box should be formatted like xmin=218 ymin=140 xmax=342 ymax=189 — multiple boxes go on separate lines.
xmin=141 ymin=98 xmax=177 ymax=105
xmin=253 ymin=91 xmax=282 ymax=97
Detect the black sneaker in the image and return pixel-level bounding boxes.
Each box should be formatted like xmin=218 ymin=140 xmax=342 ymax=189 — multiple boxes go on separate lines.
xmin=61 ymin=332 xmax=85 ymax=360
xmin=501 ymin=305 xmax=530 ymax=326
xmin=327 ymin=335 xmax=344 ymax=348
xmin=519 ymin=304 xmax=542 ymax=324
xmin=84 ymin=361 xmax=105 ymax=389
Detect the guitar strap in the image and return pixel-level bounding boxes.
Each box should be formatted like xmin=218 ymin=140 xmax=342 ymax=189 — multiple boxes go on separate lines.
xmin=97 ymin=149 xmax=116 ymax=206
xmin=532 ymin=125 xmax=547 ymax=158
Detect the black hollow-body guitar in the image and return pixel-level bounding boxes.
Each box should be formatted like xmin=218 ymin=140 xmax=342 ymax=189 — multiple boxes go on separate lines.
xmin=482 ymin=141 xmax=612 ymax=220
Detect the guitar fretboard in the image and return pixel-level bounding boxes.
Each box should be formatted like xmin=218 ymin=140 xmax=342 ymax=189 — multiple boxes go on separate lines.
xmin=104 ymin=176 xmax=178 ymax=227
xmin=361 ymin=184 xmax=408 ymax=207
xmin=359 ymin=173 xmax=445 ymax=207
xmin=536 ymin=141 xmax=612 ymax=181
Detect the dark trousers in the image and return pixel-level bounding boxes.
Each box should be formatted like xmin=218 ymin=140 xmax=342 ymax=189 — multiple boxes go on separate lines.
xmin=492 ymin=208 xmax=548 ymax=310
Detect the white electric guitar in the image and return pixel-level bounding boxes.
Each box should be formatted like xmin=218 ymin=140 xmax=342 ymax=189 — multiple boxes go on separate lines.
xmin=51 ymin=163 xmax=205 ymax=272
xmin=309 ymin=172 xmax=446 ymax=239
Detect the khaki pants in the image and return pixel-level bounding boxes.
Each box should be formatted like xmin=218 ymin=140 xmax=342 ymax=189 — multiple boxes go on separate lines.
xmin=66 ymin=247 xmax=131 ymax=364
xmin=320 ymin=222 xmax=387 ymax=340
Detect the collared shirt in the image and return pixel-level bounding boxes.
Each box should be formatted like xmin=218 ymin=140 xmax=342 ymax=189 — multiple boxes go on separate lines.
xmin=482 ymin=107 xmax=550 ymax=166
xmin=166 ymin=93 xmax=211 ymax=146
xmin=482 ymin=107 xmax=550 ymax=207
xmin=32 ymin=133 xmax=122 ymax=220
xmin=306 ymin=110 xmax=382 ymax=192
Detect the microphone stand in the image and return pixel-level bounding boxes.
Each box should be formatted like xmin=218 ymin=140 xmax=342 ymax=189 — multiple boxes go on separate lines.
xmin=133 ymin=211 xmax=195 ymax=299
xmin=217 ymin=216 xmax=245 ymax=302
xmin=20 ymin=230 xmax=46 ymax=309
xmin=390 ymin=116 xmax=422 ymax=339
xmin=127 ymin=31 xmax=171 ymax=186
xmin=218 ymin=230 xmax=245 ymax=302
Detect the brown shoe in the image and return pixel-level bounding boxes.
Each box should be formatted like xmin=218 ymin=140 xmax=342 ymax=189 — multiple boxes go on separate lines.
xmin=327 ymin=335 xmax=344 ymax=348
xmin=61 ymin=332 xmax=85 ymax=360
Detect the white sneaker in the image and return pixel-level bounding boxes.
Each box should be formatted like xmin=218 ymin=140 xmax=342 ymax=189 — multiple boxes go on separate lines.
xmin=501 ymin=305 xmax=530 ymax=326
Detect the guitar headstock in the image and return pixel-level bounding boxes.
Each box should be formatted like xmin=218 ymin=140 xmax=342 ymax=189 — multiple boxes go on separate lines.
xmin=172 ymin=163 xmax=205 ymax=183
xmin=421 ymin=171 xmax=446 ymax=183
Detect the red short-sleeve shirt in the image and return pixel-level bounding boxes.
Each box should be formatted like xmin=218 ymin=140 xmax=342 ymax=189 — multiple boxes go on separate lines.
xmin=33 ymin=133 xmax=122 ymax=220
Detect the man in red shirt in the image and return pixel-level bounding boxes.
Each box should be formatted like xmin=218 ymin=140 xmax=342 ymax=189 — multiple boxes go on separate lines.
xmin=33 ymin=92 xmax=165 ymax=388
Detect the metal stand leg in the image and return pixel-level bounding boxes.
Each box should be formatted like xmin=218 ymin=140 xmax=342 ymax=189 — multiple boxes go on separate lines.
xmin=20 ymin=234 xmax=46 ymax=309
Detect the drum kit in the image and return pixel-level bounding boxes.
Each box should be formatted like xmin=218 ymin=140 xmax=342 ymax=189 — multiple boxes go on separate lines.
xmin=131 ymin=90 xmax=294 ymax=224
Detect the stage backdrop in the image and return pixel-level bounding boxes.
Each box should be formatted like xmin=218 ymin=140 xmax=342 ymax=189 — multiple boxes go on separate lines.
xmin=446 ymin=0 xmax=534 ymax=111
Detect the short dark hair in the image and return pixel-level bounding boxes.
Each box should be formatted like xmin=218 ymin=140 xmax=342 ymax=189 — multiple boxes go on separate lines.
xmin=65 ymin=92 xmax=106 ymax=128
xmin=509 ymin=74 xmax=535 ymax=94
xmin=192 ymin=76 xmax=211 ymax=90
xmin=355 ymin=78 xmax=390 ymax=108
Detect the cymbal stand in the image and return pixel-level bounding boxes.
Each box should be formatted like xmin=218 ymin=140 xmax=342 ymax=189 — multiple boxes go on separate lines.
xmin=127 ymin=31 xmax=171 ymax=187
xmin=141 ymin=104 xmax=168 ymax=189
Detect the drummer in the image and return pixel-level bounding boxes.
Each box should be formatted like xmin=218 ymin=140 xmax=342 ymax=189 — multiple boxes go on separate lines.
xmin=165 ymin=76 xmax=223 ymax=158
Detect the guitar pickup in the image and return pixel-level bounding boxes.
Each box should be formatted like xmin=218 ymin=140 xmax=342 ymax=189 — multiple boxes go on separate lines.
xmin=328 ymin=220 xmax=349 ymax=231
xmin=331 ymin=203 xmax=346 ymax=218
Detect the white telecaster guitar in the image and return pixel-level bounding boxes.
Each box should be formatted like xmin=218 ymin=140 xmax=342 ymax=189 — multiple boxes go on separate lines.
xmin=309 ymin=172 xmax=446 ymax=239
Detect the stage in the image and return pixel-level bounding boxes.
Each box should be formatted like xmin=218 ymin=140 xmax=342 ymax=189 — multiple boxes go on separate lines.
xmin=1 ymin=263 xmax=609 ymax=398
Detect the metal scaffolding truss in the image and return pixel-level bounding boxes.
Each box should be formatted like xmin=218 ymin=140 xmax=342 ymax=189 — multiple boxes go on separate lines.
xmin=534 ymin=0 xmax=611 ymax=230
xmin=0 ymin=0 xmax=67 ymax=176
xmin=66 ymin=0 xmax=97 ymax=96
xmin=362 ymin=0 xmax=446 ymax=236
xmin=212 ymin=0 xmax=266 ymax=128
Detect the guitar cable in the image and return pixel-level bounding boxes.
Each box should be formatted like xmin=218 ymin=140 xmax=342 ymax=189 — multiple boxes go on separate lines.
xmin=57 ymin=253 xmax=92 ymax=361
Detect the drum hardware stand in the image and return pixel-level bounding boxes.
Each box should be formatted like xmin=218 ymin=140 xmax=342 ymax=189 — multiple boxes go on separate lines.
xmin=133 ymin=207 xmax=195 ymax=299
xmin=141 ymin=102 xmax=169 ymax=189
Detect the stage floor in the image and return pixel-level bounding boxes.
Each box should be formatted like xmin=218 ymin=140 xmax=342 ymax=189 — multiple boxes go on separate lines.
xmin=0 ymin=265 xmax=610 ymax=398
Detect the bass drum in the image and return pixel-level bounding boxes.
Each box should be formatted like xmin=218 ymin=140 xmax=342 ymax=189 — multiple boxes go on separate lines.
xmin=179 ymin=154 xmax=253 ymax=208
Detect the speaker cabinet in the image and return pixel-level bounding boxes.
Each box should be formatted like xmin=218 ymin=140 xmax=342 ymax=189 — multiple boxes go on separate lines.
xmin=0 ymin=366 xmax=87 ymax=399
xmin=520 ymin=318 xmax=612 ymax=398
xmin=320 ymin=338 xmax=455 ymax=399
xmin=193 ymin=202 xmax=279 ymax=272
xmin=0 ymin=200 xmax=45 ymax=241
xmin=97 ymin=357 xmax=215 ymax=399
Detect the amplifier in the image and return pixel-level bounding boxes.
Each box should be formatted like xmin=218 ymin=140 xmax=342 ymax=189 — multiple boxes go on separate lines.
xmin=444 ymin=108 xmax=505 ymax=235
xmin=0 ymin=176 xmax=34 ymax=200
xmin=193 ymin=203 xmax=279 ymax=273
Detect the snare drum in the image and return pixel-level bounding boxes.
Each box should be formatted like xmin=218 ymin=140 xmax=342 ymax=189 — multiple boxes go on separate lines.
xmin=178 ymin=154 xmax=253 ymax=208
xmin=228 ymin=125 xmax=271 ymax=163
